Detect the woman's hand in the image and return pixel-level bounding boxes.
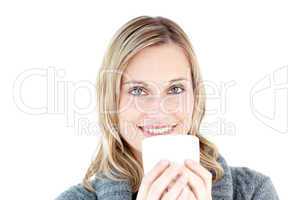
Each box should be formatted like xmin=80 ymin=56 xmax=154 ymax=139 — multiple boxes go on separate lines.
xmin=136 ymin=160 xmax=189 ymax=200
xmin=180 ymin=159 xmax=213 ymax=200
xmin=179 ymin=185 xmax=197 ymax=199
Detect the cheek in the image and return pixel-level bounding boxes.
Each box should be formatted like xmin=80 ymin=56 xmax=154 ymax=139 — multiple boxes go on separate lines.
xmin=160 ymin=92 xmax=194 ymax=116
xmin=171 ymin=91 xmax=194 ymax=132
xmin=118 ymin=95 xmax=143 ymax=149
xmin=186 ymin=91 xmax=194 ymax=115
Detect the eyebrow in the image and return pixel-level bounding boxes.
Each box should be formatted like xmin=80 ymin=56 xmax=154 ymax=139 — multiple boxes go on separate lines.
xmin=123 ymin=78 xmax=188 ymax=86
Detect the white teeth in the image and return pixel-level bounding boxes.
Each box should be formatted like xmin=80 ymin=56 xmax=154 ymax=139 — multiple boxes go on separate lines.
xmin=142 ymin=127 xmax=173 ymax=134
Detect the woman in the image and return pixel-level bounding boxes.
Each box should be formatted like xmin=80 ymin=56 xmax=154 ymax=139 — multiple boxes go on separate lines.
xmin=56 ymin=16 xmax=280 ymax=200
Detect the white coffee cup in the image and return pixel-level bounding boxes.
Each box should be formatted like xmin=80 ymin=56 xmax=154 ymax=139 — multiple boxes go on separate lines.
xmin=142 ymin=134 xmax=200 ymax=174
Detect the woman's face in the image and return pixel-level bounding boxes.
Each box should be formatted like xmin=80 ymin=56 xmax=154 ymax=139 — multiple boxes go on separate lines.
xmin=118 ymin=43 xmax=194 ymax=160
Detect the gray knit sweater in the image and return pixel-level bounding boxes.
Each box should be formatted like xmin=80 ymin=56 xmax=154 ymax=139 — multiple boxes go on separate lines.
xmin=55 ymin=154 xmax=280 ymax=199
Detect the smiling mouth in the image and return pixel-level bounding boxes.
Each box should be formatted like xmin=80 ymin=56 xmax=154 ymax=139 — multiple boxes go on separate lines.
xmin=137 ymin=124 xmax=177 ymax=136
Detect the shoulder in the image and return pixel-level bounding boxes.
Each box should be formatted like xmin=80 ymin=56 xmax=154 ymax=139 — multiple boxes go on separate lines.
xmin=229 ymin=166 xmax=279 ymax=199
xmin=55 ymin=176 xmax=132 ymax=200
xmin=55 ymin=183 xmax=97 ymax=200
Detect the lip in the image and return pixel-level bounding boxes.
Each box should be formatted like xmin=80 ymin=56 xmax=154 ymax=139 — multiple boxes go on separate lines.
xmin=137 ymin=123 xmax=177 ymax=129
xmin=137 ymin=124 xmax=177 ymax=137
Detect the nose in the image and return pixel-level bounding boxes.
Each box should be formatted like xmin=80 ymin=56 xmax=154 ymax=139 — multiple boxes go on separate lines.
xmin=140 ymin=95 xmax=169 ymax=115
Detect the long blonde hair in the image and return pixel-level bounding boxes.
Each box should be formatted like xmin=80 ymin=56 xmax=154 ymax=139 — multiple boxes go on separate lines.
xmin=83 ymin=15 xmax=224 ymax=193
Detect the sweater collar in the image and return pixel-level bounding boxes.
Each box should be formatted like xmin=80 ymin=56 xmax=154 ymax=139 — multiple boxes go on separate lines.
xmin=94 ymin=154 xmax=233 ymax=200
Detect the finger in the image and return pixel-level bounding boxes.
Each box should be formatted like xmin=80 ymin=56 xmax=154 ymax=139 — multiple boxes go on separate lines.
xmin=164 ymin=175 xmax=181 ymax=196
xmin=147 ymin=163 xmax=185 ymax=199
xmin=166 ymin=173 xmax=182 ymax=192
xmin=161 ymin=174 xmax=188 ymax=200
xmin=189 ymin=186 xmax=198 ymax=200
xmin=184 ymin=167 xmax=205 ymax=199
xmin=190 ymin=193 xmax=197 ymax=200
xmin=166 ymin=178 xmax=177 ymax=192
xmin=185 ymin=159 xmax=212 ymax=187
xmin=137 ymin=160 xmax=170 ymax=199
xmin=176 ymin=185 xmax=190 ymax=200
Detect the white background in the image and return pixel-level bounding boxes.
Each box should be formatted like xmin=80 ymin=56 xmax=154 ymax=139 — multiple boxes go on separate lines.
xmin=0 ymin=0 xmax=299 ymax=199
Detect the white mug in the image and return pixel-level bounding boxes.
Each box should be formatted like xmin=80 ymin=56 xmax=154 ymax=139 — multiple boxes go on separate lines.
xmin=142 ymin=134 xmax=200 ymax=174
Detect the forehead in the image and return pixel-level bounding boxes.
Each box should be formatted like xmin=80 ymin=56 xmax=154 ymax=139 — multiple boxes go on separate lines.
xmin=122 ymin=43 xmax=192 ymax=85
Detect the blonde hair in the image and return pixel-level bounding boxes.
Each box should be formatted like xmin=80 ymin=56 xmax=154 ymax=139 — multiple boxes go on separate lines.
xmin=83 ymin=15 xmax=224 ymax=193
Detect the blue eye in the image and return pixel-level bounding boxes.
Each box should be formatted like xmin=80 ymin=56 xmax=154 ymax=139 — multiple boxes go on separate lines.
xmin=168 ymin=84 xmax=185 ymax=95
xmin=128 ymin=86 xmax=147 ymax=96
xmin=128 ymin=84 xmax=185 ymax=96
